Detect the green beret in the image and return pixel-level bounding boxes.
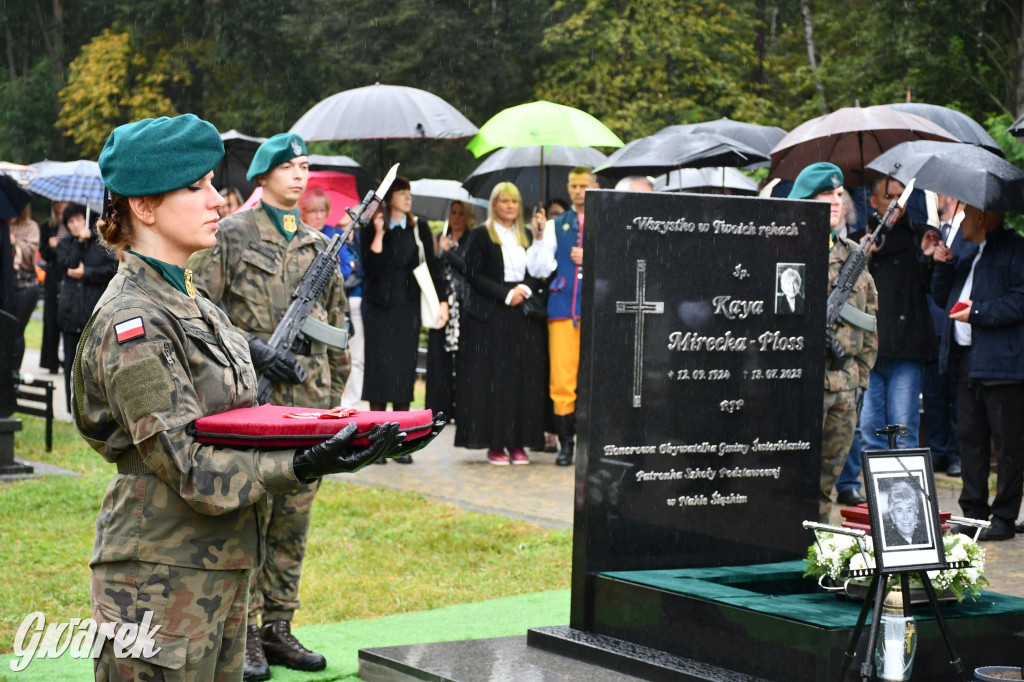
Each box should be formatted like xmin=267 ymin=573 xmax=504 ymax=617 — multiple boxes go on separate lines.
xmin=98 ymin=114 xmax=224 ymax=197
xmin=247 ymin=133 xmax=308 ymax=181
xmin=788 ymin=162 xmax=844 ymax=199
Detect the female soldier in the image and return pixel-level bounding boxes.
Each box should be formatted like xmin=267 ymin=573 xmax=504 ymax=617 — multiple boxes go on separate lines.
xmin=75 ymin=114 xmax=406 ymax=681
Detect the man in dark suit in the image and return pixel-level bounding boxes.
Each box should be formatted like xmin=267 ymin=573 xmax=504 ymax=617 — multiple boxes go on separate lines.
xmin=925 ymin=203 xmax=1024 ymax=541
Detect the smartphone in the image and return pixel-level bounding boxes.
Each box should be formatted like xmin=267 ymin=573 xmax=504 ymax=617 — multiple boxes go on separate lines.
xmin=950 ymin=301 xmax=969 ymax=315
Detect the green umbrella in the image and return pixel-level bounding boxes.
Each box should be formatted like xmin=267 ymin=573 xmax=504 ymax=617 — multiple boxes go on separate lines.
xmin=466 ymin=100 xmax=624 ymax=158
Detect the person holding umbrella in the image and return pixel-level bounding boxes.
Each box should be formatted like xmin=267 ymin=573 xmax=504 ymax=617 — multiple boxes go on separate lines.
xmin=925 ymin=203 xmax=1024 ymax=541
xmin=788 ymin=162 xmax=878 ymax=523
xmin=529 ymin=167 xmax=600 ymax=466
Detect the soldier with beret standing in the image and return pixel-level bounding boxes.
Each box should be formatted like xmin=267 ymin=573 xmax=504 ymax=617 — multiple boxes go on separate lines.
xmin=188 ymin=133 xmax=350 ymax=680
xmin=788 ymin=163 xmax=878 ymax=522
xmin=77 ymin=114 xmax=404 ymax=681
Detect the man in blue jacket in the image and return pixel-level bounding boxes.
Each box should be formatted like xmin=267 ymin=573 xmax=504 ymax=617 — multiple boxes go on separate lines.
xmin=924 ymin=204 xmax=1024 ymax=541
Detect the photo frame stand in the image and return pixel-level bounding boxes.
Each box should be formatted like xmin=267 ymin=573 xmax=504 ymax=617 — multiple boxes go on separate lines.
xmin=836 ymin=425 xmax=969 ymax=682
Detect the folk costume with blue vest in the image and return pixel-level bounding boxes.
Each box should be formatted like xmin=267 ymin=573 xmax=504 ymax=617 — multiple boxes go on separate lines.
xmin=548 ymin=209 xmax=584 ymax=324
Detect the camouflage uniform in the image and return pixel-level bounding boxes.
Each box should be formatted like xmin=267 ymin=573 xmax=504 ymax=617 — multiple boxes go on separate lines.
xmin=74 ymin=253 xmax=300 ymax=681
xmin=821 ymin=235 xmax=879 ymax=520
xmin=187 ymin=204 xmax=347 ymax=625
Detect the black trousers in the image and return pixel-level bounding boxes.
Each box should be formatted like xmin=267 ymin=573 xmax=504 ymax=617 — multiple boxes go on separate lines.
xmin=956 ymin=349 xmax=1024 ymax=524
xmin=40 ymin=272 xmax=62 ymax=370
xmin=10 ymin=284 xmax=39 ymax=372
xmin=61 ymin=331 xmax=82 ymax=412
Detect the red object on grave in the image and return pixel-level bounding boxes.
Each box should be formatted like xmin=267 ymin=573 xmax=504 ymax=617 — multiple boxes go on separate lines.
xmin=192 ymin=404 xmax=433 ymax=448
xmin=840 ymin=503 xmax=952 ymax=534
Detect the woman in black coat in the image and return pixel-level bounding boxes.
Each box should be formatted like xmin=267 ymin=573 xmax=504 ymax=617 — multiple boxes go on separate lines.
xmin=360 ymin=176 xmax=444 ymax=462
xmin=455 ymin=182 xmax=548 ymax=465
xmin=56 ymin=204 xmax=117 ymax=410
xmin=425 ymin=200 xmax=476 ymax=421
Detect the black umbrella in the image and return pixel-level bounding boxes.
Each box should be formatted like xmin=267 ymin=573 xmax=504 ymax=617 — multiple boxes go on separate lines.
xmin=885 ymin=103 xmax=1003 ymax=156
xmin=463 ymin=145 xmax=608 ymax=209
xmin=213 ymin=130 xmax=267 ymax=200
xmin=593 ymin=132 xmax=768 ymax=181
xmin=0 ymin=174 xmax=31 ymax=219
xmin=655 ymin=118 xmax=787 ymax=158
xmin=1008 ymin=112 xmax=1024 ymax=138
xmin=866 ymin=140 xmax=1024 ymax=212
xmin=307 ymin=154 xmax=377 ymax=198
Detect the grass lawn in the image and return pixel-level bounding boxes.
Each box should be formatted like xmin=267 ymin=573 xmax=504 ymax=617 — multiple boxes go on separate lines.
xmin=0 ymin=417 xmax=572 ymax=653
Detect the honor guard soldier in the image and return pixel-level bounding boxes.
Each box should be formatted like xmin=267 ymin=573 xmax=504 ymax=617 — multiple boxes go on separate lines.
xmin=77 ymin=114 xmax=404 ymax=681
xmin=188 ymin=133 xmax=350 ymax=680
xmin=789 ymin=163 xmax=878 ymax=523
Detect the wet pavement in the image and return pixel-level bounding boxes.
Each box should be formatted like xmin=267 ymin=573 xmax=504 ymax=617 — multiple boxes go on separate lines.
xmin=19 ymin=348 xmax=1023 ymax=597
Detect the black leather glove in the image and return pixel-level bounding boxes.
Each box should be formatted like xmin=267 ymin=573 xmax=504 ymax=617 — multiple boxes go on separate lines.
xmin=292 ymin=422 xmax=403 ymax=482
xmin=247 ymin=335 xmax=306 ymax=384
xmin=386 ymin=412 xmax=447 ymax=460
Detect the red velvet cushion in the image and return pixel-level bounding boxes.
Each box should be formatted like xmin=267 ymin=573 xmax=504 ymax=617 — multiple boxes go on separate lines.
xmin=192 ymin=405 xmax=433 ymax=448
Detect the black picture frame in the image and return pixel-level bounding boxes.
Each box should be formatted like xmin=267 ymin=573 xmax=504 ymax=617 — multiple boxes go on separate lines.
xmin=862 ymin=448 xmax=946 ymax=573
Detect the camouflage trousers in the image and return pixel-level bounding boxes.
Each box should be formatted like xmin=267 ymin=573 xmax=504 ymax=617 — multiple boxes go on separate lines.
xmin=821 ymin=388 xmax=857 ymax=522
xmin=248 ymin=479 xmax=320 ymax=623
xmin=92 ymin=561 xmax=250 ymax=681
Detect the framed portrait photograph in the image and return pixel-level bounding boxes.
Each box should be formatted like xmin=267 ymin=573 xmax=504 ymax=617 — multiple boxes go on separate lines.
xmin=863 ymin=448 xmax=945 ymax=573
xmin=774 ymin=262 xmax=805 ymax=315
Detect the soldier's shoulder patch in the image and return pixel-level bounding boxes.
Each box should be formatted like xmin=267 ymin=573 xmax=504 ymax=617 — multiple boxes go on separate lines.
xmin=114 ymin=317 xmax=146 ymax=344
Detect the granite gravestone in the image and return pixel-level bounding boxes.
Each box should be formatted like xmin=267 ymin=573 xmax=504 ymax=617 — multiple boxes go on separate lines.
xmin=542 ymin=189 xmax=828 ymax=677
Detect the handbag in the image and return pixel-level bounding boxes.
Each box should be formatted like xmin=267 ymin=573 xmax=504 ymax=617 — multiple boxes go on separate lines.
xmin=520 ymin=281 xmax=549 ymax=320
xmin=411 ymin=222 xmax=442 ymax=329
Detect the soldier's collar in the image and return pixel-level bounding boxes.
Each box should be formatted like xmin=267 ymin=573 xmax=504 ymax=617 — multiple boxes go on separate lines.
xmin=261 ymin=201 xmax=301 ymax=243
xmin=126 ymin=249 xmax=196 ymax=299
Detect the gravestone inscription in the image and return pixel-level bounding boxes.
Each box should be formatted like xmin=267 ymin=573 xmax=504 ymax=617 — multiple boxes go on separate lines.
xmin=571 ymin=189 xmax=827 ymax=628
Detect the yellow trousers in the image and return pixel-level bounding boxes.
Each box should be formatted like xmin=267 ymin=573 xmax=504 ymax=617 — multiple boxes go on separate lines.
xmin=548 ymin=319 xmax=581 ymax=416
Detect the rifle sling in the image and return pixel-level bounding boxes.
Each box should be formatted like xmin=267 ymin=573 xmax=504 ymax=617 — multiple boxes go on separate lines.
xmin=839 ymin=302 xmax=876 ymax=332
xmin=300 ymin=315 xmax=348 ymax=350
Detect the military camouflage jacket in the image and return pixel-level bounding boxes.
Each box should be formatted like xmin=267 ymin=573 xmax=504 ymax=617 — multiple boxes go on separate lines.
xmin=826 ymin=235 xmax=879 ymax=392
xmin=188 ymin=205 xmax=347 ymax=408
xmin=74 ymin=253 xmax=299 ymax=571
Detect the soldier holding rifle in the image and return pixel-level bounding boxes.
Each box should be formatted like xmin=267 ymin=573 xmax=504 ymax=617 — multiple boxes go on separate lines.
xmin=788 ymin=162 xmax=878 ymax=522
xmin=189 ymin=133 xmax=348 ymax=679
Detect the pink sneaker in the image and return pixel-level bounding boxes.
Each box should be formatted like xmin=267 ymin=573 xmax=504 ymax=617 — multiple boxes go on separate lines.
xmin=509 ymin=448 xmax=530 ymax=465
xmin=487 ymin=449 xmax=510 ymax=465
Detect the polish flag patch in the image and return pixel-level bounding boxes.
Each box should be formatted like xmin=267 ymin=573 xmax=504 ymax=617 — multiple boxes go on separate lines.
xmin=114 ymin=317 xmax=146 ymax=344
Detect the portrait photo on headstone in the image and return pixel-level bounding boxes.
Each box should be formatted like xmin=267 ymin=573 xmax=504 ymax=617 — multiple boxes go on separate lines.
xmin=863 ymin=450 xmax=945 ymax=572
xmin=774 ymin=262 xmax=805 ymax=315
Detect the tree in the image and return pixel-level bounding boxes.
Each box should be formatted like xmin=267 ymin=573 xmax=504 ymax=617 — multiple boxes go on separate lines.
xmin=57 ymin=28 xmax=186 ymax=157
xmin=536 ymin=0 xmax=776 ymax=141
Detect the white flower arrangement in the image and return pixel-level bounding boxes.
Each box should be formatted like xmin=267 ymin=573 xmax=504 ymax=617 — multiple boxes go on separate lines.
xmin=805 ymin=532 xmax=988 ymax=601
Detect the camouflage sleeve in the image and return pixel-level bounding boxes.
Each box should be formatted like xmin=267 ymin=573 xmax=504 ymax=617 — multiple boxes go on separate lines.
xmin=187 ymin=237 xmax=229 ymax=304
xmin=855 ymin=272 xmax=879 ymax=389
xmin=325 ymin=268 xmax=348 ymax=406
xmin=99 ymin=310 xmax=299 ymax=514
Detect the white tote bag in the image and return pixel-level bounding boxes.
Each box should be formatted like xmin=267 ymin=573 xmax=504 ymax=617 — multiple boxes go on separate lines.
xmin=411 ymin=221 xmax=442 ymax=329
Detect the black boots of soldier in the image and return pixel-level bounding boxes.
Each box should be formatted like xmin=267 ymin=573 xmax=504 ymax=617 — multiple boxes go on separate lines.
xmin=243 ymin=624 xmax=271 ymax=681
xmin=243 ymin=620 xmax=327 ymax=680
xmin=555 ymin=414 xmax=575 ymax=467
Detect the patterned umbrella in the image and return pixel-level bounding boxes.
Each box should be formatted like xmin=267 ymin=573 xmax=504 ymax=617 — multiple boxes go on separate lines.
xmin=26 ymin=159 xmax=105 ymax=213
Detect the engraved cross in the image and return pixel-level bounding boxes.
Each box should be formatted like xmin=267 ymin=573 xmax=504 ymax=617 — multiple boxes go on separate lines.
xmin=616 ymin=260 xmax=664 ymax=407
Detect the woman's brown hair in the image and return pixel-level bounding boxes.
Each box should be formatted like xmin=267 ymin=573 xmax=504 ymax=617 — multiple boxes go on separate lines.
xmin=96 ymin=193 xmax=163 ymax=260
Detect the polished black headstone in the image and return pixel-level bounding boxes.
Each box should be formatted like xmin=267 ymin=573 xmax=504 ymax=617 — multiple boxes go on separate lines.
xmin=572 ymin=190 xmax=827 ymax=629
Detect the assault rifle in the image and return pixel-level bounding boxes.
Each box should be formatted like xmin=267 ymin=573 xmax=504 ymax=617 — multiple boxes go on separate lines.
xmin=256 ymin=164 xmax=399 ymax=404
xmin=824 ymin=177 xmax=915 ymax=369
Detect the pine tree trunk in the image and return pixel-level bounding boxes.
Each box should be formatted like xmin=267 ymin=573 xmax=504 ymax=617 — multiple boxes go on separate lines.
xmin=800 ymin=0 xmax=828 ymax=114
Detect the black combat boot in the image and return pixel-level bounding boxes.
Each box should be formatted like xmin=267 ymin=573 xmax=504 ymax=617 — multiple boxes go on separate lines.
xmin=243 ymin=624 xmax=271 ymax=681
xmin=555 ymin=414 xmax=575 ymax=467
xmin=261 ymin=620 xmax=327 ymax=672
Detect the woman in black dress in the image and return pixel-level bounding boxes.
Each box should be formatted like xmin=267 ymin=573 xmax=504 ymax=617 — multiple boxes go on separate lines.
xmin=455 ymin=182 xmax=548 ymax=465
xmin=361 ymin=176 xmax=444 ymax=463
xmin=55 ymin=203 xmax=117 ymax=410
xmin=425 ymin=200 xmax=476 ymax=420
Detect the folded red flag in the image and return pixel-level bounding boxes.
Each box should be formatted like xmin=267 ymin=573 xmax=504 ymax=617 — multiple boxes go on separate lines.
xmin=190 ymin=404 xmax=433 ymax=448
